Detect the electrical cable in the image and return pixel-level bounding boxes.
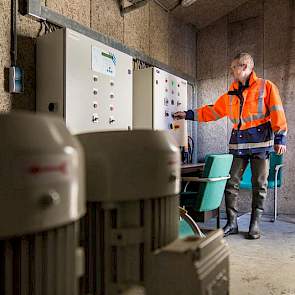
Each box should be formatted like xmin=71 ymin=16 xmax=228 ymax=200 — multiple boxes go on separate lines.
xmin=188 ymin=135 xmax=194 ymax=163
xmin=44 ymin=21 xmax=50 ymax=33
xmin=179 ymin=207 xmax=205 ymax=238
xmin=37 ymin=21 xmax=45 ymax=37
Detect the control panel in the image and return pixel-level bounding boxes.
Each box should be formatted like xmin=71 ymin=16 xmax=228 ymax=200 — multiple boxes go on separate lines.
xmin=37 ymin=28 xmax=132 ymax=134
xmin=133 ymin=67 xmax=188 ymax=146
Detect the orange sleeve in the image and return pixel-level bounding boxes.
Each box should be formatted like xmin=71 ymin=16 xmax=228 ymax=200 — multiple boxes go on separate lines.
xmin=194 ymin=93 xmax=229 ymax=122
xmin=266 ymin=81 xmax=287 ymax=144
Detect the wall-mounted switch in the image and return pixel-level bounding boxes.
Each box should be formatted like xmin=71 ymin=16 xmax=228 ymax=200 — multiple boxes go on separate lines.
xmin=9 ymin=66 xmax=24 ymax=93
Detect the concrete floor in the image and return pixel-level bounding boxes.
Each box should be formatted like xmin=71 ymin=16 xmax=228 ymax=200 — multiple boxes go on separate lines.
xmin=221 ymin=214 xmax=295 ymax=295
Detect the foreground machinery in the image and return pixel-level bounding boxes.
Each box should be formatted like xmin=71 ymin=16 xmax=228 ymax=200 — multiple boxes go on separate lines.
xmin=78 ymin=130 xmax=230 ymax=295
xmin=0 ymin=112 xmax=85 ymax=295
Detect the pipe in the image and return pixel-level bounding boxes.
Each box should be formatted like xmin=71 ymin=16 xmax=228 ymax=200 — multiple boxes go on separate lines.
xmin=11 ymin=0 xmax=17 ymax=66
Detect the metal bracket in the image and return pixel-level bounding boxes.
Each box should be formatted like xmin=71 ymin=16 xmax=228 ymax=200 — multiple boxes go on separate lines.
xmin=119 ymin=0 xmax=149 ymax=16
xmin=19 ymin=0 xmax=44 ymax=20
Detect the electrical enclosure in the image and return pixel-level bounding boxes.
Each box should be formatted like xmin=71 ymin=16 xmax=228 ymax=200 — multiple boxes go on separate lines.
xmin=133 ymin=67 xmax=188 ymax=146
xmin=37 ymin=28 xmax=133 ymax=134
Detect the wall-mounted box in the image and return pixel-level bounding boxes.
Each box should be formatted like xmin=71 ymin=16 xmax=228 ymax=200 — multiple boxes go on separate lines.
xmin=37 ymin=28 xmax=133 ymax=134
xmin=133 ymin=67 xmax=188 ymax=146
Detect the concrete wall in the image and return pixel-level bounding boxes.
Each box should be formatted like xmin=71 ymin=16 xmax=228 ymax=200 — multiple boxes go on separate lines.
xmin=196 ymin=0 xmax=295 ymax=214
xmin=0 ymin=0 xmax=196 ymax=112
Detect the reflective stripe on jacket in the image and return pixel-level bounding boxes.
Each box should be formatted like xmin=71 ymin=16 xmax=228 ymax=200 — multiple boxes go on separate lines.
xmin=193 ymin=72 xmax=287 ymax=155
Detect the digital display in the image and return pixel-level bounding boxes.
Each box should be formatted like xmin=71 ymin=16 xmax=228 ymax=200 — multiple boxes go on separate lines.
xmin=92 ymin=46 xmax=116 ymax=77
xmin=101 ymin=52 xmax=113 ymax=60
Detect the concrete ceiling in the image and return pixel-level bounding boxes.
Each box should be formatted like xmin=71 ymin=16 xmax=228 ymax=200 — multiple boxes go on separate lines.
xmin=154 ymin=0 xmax=250 ymax=29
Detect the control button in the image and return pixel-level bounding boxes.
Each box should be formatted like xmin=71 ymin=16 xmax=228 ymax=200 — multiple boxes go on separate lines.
xmin=40 ymin=191 xmax=60 ymax=208
xmin=171 ymin=99 xmax=175 ymax=105
xmin=109 ymin=116 xmax=115 ymax=124
xmin=164 ymin=98 xmax=169 ymax=106
xmin=93 ymin=75 xmax=98 ymax=82
xmin=165 ymin=111 xmax=169 ymax=117
xmin=110 ymin=105 xmax=114 ymax=111
xmin=178 ymin=92 xmax=180 ymax=96
xmin=110 ymin=93 xmax=114 ymax=99
xmin=110 ymin=80 xmax=115 ymax=86
xmin=169 ymin=173 xmax=177 ymax=182
xmin=156 ymin=80 xmax=158 ymax=85
xmin=92 ymin=114 xmax=99 ymax=123
xmin=48 ymin=102 xmax=58 ymax=112
xmin=169 ymin=123 xmax=174 ymax=130
xmin=177 ymin=101 xmax=181 ymax=106
xmin=165 ymin=88 xmax=168 ymax=92
xmin=93 ymin=89 xmax=98 ymax=95
xmin=93 ymin=101 xmax=98 ymax=109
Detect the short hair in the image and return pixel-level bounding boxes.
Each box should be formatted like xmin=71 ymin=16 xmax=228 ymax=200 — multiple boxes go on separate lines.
xmin=233 ymin=52 xmax=254 ymax=71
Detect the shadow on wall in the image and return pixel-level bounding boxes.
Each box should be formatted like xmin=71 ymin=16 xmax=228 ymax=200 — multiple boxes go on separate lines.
xmin=11 ymin=34 xmax=36 ymax=111
xmin=282 ymin=2 xmax=295 ymax=106
xmin=4 ymin=68 xmax=10 ymax=94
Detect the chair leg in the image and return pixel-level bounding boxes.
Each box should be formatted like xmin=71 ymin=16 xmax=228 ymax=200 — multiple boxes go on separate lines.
xmin=217 ymin=207 xmax=221 ymax=229
xmin=272 ymin=167 xmax=280 ymax=222
xmin=273 ymin=184 xmax=278 ymax=222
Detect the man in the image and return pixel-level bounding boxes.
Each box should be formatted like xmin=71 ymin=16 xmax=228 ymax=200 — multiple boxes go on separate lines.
xmin=174 ymin=52 xmax=287 ymax=239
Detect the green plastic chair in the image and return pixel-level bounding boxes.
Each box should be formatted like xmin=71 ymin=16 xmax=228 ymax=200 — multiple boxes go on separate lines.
xmin=239 ymin=152 xmax=284 ymax=221
xmin=179 ymin=154 xmax=233 ymax=237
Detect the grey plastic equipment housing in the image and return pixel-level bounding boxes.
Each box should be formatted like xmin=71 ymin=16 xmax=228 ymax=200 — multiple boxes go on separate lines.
xmin=78 ymin=130 xmax=181 ymax=202
xmin=0 ymin=112 xmax=86 ymax=238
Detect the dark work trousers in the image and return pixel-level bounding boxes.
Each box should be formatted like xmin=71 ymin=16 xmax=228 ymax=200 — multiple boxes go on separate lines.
xmin=225 ymin=155 xmax=270 ymax=214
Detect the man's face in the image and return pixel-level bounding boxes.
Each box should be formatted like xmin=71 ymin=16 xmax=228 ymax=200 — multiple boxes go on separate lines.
xmin=230 ymin=59 xmax=245 ymax=82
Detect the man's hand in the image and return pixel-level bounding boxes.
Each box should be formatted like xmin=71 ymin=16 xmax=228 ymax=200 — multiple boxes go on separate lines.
xmin=173 ymin=111 xmax=186 ymax=120
xmin=274 ymin=144 xmax=287 ymax=155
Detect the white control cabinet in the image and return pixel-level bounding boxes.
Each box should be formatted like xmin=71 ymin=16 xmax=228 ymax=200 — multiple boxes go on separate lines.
xmin=133 ymin=67 xmax=188 ymax=146
xmin=37 ymin=28 xmax=132 ymax=134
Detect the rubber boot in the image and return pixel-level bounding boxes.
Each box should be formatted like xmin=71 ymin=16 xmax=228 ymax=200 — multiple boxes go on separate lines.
xmin=223 ymin=205 xmax=239 ymax=237
xmin=247 ymin=208 xmax=263 ymax=239
xmin=223 ymin=186 xmax=239 ymax=237
xmin=222 ymin=157 xmax=248 ymax=237
xmin=247 ymin=157 xmax=269 ymax=240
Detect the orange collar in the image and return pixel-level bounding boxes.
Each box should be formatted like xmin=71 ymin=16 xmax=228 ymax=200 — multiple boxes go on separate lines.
xmin=249 ymin=71 xmax=258 ymax=86
xmin=230 ymin=71 xmax=258 ymax=90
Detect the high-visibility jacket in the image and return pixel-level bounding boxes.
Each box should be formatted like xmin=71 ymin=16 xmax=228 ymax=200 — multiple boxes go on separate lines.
xmin=191 ymin=71 xmax=287 ymax=155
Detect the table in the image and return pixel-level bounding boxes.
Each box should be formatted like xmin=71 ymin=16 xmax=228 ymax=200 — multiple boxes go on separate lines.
xmin=181 ymin=163 xmax=205 ymax=174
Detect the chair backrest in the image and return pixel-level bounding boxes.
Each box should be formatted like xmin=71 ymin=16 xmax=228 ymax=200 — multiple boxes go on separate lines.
xmin=240 ymin=152 xmax=283 ymax=189
xmin=268 ymin=152 xmax=283 ymax=188
xmin=196 ymin=154 xmax=233 ymax=212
